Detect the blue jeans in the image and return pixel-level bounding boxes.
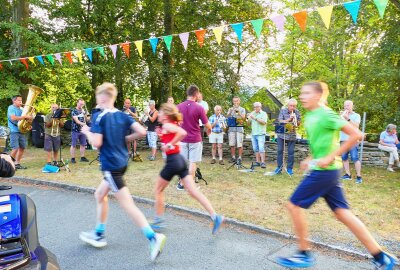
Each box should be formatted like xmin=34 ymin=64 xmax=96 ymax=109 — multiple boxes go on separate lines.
xmin=251 ymin=135 xmax=266 ymax=153
xmin=341 ymin=143 xmax=359 ymax=162
xmin=277 ymin=137 xmax=295 ymax=170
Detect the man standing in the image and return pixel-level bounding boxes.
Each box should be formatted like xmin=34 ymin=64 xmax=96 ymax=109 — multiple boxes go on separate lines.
xmin=340 ymin=100 xmax=362 ymax=183
xmin=122 ymin=98 xmax=138 ymax=157
xmin=227 ymin=97 xmax=246 ymax=165
xmin=208 ymin=105 xmax=226 ymax=165
xmin=272 ymin=98 xmax=301 ymax=176
xmin=70 ymin=98 xmax=89 ymax=163
xmin=176 ymin=85 xmax=211 ymax=190
xmin=247 ymin=102 xmax=268 ymax=168
xmin=197 ymin=93 xmax=209 ymax=138
xmin=8 ymin=95 xmax=32 ymax=169
xmin=44 ymin=104 xmax=64 ymax=165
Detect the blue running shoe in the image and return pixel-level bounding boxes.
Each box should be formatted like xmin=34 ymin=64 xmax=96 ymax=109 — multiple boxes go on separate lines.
xmin=150 ymin=217 xmax=166 ymax=231
xmin=373 ymin=252 xmax=398 ymax=270
xmin=341 ymin=174 xmax=351 ymax=180
xmin=356 ymin=176 xmax=363 ymax=184
xmin=212 ymin=215 xmax=224 ymax=235
xmin=287 ymin=168 xmax=294 ymax=176
xmin=273 ymin=167 xmax=282 ymax=175
xmin=276 ymin=252 xmax=316 ymax=268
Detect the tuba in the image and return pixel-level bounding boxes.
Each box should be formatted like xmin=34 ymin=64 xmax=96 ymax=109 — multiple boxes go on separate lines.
xmin=18 ymin=85 xmax=44 ymax=133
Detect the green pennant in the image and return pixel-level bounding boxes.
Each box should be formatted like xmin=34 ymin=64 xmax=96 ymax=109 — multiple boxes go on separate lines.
xmin=373 ymin=0 xmax=389 ymax=18
xmin=251 ymin=19 xmax=264 ymax=39
xmin=97 ymin=47 xmax=105 ymax=57
xmin=163 ymin=35 xmax=173 ymax=53
xmin=46 ymin=54 xmax=55 ymax=65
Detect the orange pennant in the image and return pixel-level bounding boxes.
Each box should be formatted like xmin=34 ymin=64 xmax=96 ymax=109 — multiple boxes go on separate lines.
xmin=121 ymin=43 xmax=130 ymax=58
xmin=194 ymin=29 xmax=207 ymax=48
xmin=65 ymin=52 xmax=73 ymax=64
xmin=0 ymin=63 xmax=2 ymax=70
xmin=20 ymin=58 xmax=29 ymax=70
xmin=293 ymin=11 xmax=308 ymax=32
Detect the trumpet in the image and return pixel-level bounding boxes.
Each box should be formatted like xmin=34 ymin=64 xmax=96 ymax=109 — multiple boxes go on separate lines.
xmin=291 ymin=111 xmax=298 ymax=127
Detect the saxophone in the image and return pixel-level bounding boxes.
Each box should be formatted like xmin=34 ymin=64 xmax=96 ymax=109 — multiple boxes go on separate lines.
xmin=18 ymin=85 xmax=44 ymax=133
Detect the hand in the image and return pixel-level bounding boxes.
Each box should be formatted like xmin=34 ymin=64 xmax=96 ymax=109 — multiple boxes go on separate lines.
xmin=317 ymin=155 xmax=335 ymax=168
xmin=24 ymin=115 xmax=33 ymax=120
xmin=81 ymin=124 xmax=90 ymax=134
xmin=300 ymin=159 xmax=310 ymax=171
xmin=206 ymin=128 xmax=211 ymax=136
xmin=1 ymin=154 xmax=15 ymax=170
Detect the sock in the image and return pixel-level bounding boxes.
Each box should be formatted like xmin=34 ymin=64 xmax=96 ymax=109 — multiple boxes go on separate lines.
xmin=299 ymin=250 xmax=310 ymax=257
xmin=372 ymin=251 xmax=384 ymax=263
xmin=95 ymin=223 xmax=106 ymax=235
xmin=154 ymin=215 xmax=164 ymax=222
xmin=232 ymin=156 xmax=235 ymax=159
xmin=211 ymin=213 xmax=217 ymax=221
xmin=141 ymin=226 xmax=155 ymax=241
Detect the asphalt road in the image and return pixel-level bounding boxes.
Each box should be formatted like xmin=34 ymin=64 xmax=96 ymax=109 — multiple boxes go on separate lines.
xmin=0 ymin=182 xmax=373 ymax=270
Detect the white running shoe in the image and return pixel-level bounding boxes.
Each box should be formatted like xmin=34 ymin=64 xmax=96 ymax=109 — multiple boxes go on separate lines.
xmin=387 ymin=167 xmax=395 ymax=172
xmin=79 ymin=231 xmax=107 ymax=248
xmin=150 ymin=233 xmax=166 ymax=261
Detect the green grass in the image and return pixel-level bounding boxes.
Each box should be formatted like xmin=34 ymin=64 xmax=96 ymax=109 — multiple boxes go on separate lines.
xmin=13 ymin=147 xmax=400 ymax=252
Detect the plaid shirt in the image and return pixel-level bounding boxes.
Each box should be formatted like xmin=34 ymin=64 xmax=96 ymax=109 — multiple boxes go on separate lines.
xmin=209 ymin=114 xmax=226 ymax=133
xmin=277 ymin=108 xmax=301 ymax=141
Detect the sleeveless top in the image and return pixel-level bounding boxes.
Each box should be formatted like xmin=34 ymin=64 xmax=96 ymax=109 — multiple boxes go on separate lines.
xmin=160 ymin=127 xmax=180 ymax=155
xmin=147 ymin=110 xmax=158 ymax=132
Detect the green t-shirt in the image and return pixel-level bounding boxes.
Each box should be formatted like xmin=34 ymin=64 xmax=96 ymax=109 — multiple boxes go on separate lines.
xmin=305 ymin=106 xmax=348 ymax=170
xmin=249 ymin=110 xmax=267 ymax=135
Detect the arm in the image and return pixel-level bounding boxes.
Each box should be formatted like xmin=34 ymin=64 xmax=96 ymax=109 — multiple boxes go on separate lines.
xmin=10 ymin=114 xmax=30 ymax=121
xmin=149 ymin=111 xmax=158 ymax=122
xmin=81 ymin=125 xmax=103 ymax=149
xmin=256 ymin=113 xmax=267 ymax=125
xmin=72 ymin=115 xmax=86 ymax=126
xmin=162 ymin=123 xmax=187 ymax=147
xmin=125 ymin=122 xmax=147 ymax=142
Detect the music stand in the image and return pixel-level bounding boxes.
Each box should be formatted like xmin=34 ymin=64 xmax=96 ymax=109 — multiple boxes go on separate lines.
xmin=52 ymin=108 xmax=70 ymax=171
xmin=226 ymin=117 xmax=248 ymax=171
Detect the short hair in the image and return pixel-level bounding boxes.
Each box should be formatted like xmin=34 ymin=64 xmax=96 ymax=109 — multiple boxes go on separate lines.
xmin=232 ymin=96 xmax=240 ymax=101
xmin=253 ymin=102 xmax=262 ymax=107
xmin=344 ymin=100 xmax=353 ymax=106
xmin=214 ymin=105 xmax=222 ymax=111
xmin=186 ymin=85 xmax=199 ymax=97
xmin=95 ymin=82 xmax=118 ymax=101
xmin=287 ymin=98 xmax=297 ymax=106
xmin=124 ymin=98 xmax=131 ymax=102
xmin=149 ymin=100 xmax=156 ymax=105
xmin=386 ymin=124 xmax=397 ymax=133
xmin=12 ymin=95 xmax=22 ymax=101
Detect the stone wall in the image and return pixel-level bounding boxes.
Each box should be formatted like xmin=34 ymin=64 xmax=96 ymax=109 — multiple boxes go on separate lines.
xmin=135 ymin=136 xmax=397 ymax=167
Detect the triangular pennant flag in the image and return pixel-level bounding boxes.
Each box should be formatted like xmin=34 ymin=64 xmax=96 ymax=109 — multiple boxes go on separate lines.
xmin=212 ymin=27 xmax=224 ymax=45
xmin=343 ymin=0 xmax=361 ymax=24
xmin=74 ymin=50 xmax=83 ymax=63
xmin=251 ymin=19 xmax=264 ymax=39
xmin=318 ymin=6 xmax=334 ymax=29
xmin=97 ymin=47 xmax=105 ymax=57
xmin=134 ymin=41 xmax=143 ymax=57
xmin=85 ymin=48 xmax=93 ymax=62
xmin=54 ymin=53 xmax=62 ymax=65
xmin=28 ymin=57 xmax=36 ymax=66
xmin=163 ymin=35 xmax=173 ymax=53
xmin=230 ymin=23 xmax=244 ymax=43
xmin=65 ymin=52 xmax=73 ymax=64
xmin=293 ymin=11 xmax=308 ymax=32
xmin=149 ymin=38 xmax=159 ymax=54
xmin=20 ymin=58 xmax=28 ymax=70
xmin=46 ymin=54 xmax=55 ymax=65
xmin=109 ymin=44 xmax=118 ymax=59
xmin=0 ymin=63 xmax=2 ymax=70
xmin=36 ymin=55 xmax=45 ymax=66
xmin=194 ymin=29 xmax=206 ymax=48
xmin=271 ymin=15 xmax=285 ymax=31
xmin=373 ymin=0 xmax=389 ymax=19
xmin=120 ymin=43 xmax=130 ymax=58
xmin=179 ymin=32 xmax=189 ymax=51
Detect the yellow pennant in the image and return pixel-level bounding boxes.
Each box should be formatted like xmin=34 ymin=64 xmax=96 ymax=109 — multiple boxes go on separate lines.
xmin=134 ymin=40 xmax=143 ymax=58
xmin=28 ymin=57 xmax=36 ymax=66
xmin=212 ymin=26 xmax=224 ymax=45
xmin=74 ymin=50 xmax=83 ymax=63
xmin=318 ymin=6 xmax=333 ymax=29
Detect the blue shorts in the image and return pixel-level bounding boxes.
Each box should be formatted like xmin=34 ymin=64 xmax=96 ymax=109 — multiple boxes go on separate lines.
xmin=251 ymin=135 xmax=266 ymax=153
xmin=341 ymin=143 xmax=359 ymax=162
xmin=71 ymin=131 xmax=87 ymax=147
xmin=10 ymin=132 xmax=26 ymax=149
xmin=290 ymin=170 xmax=349 ymax=211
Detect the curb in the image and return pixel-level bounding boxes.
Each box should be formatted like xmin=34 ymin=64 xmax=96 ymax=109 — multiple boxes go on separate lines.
xmin=7 ymin=177 xmax=370 ymax=260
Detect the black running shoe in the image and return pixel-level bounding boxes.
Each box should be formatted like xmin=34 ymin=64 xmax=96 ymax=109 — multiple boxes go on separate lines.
xmin=15 ymin=164 xmax=27 ymax=170
xmin=80 ymin=157 xmax=89 ymax=162
xmin=71 ymin=158 xmax=76 ymax=164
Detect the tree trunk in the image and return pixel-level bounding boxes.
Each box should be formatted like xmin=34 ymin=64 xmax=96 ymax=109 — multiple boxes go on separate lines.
xmin=10 ymin=0 xmax=29 ymax=58
xmin=162 ymin=0 xmax=173 ymax=102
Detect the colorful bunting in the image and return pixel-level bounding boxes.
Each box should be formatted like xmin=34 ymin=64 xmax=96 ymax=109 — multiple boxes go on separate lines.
xmin=149 ymin=38 xmax=159 ymax=54
xmin=293 ymin=11 xmax=308 ymax=32
xmin=251 ymin=19 xmax=264 ymax=39
xmin=36 ymin=55 xmax=45 ymax=66
xmin=85 ymin=48 xmax=93 ymax=62
xmin=194 ymin=29 xmax=206 ymax=48
xmin=46 ymin=54 xmax=55 ymax=65
xmin=120 ymin=43 xmax=130 ymax=58
xmin=343 ymin=0 xmax=361 ymax=24
xmin=65 ymin=52 xmax=73 ymax=64
xmin=179 ymin=32 xmax=189 ymax=51
xmin=230 ymin=23 xmax=244 ymax=43
xmin=212 ymin=27 xmax=224 ymax=45
xmin=109 ymin=44 xmax=118 ymax=59
xmin=28 ymin=57 xmax=36 ymax=66
xmin=134 ymin=41 xmax=143 ymax=57
xmin=374 ymin=0 xmax=389 ymax=18
xmin=163 ymin=35 xmax=173 ymax=53
xmin=20 ymin=58 xmax=29 ymax=70
xmin=0 ymin=63 xmax=2 ymax=70
xmin=271 ymin=15 xmax=285 ymax=32
xmin=318 ymin=6 xmax=334 ymax=29
xmin=54 ymin=53 xmax=62 ymax=65
xmin=97 ymin=47 xmax=105 ymax=57
xmin=74 ymin=50 xmax=83 ymax=63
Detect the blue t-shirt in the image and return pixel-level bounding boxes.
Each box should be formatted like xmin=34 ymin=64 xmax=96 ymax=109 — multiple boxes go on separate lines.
xmin=380 ymin=131 xmax=398 ymax=147
xmin=90 ymin=109 xmax=135 ymax=171
xmin=7 ymin=105 xmax=22 ymax=133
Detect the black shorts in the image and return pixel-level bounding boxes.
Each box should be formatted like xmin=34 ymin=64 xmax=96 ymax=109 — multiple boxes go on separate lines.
xmin=160 ymin=153 xmax=189 ymax=181
xmin=102 ymin=166 xmax=127 ymax=192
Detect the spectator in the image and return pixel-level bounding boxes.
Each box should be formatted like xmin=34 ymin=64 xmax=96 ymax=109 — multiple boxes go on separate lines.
xmin=122 ymin=98 xmax=138 ymax=157
xmin=208 ymin=105 xmax=226 ymax=165
xmin=247 ymin=102 xmax=268 ymax=168
xmin=167 ymin=96 xmax=174 ymax=104
xmin=70 ymin=98 xmax=89 ymax=163
xmin=378 ymin=124 xmax=399 ymax=172
xmin=145 ymin=100 xmax=158 ymax=161
xmin=227 ymin=97 xmax=246 ymax=164
xmin=197 ymin=93 xmax=209 ymax=138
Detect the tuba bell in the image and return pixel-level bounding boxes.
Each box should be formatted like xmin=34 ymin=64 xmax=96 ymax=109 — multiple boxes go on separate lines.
xmin=18 ymin=85 xmax=44 ymax=133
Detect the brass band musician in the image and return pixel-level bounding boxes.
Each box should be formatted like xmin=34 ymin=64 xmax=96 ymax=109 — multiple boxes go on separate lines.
xmin=44 ymin=104 xmax=64 ymax=166
xmin=227 ymin=96 xmax=246 ymax=165
xmin=70 ymin=98 xmax=89 ymax=163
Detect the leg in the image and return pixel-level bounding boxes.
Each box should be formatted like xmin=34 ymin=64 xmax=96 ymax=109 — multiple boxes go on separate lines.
xmin=15 ymin=148 xmax=24 ymax=164
xmin=154 ymin=177 xmax=170 ymax=217
xmin=151 ymin=147 xmax=157 ymax=158
xmin=46 ymin=151 xmax=52 ymax=163
xmin=70 ymin=145 xmax=75 ymax=158
xmin=354 ymin=160 xmax=361 ymax=177
xmin=342 ymin=160 xmax=350 ymax=175
xmin=182 ymin=175 xmax=215 ymax=216
xmin=10 ymin=149 xmax=17 ymax=160
xmin=217 ymin=143 xmax=223 ymax=160
xmin=287 ymin=202 xmax=310 ymax=250
xmin=133 ymin=139 xmax=137 ymax=153
xmin=260 ymin=152 xmax=265 ymax=163
xmin=277 ymin=137 xmax=284 ymax=169
xmin=287 ymin=140 xmax=295 ymax=170
xmin=255 ymin=152 xmax=260 ymax=163
xmin=53 ymin=150 xmax=59 ymax=162
xmin=80 ymin=145 xmax=86 ymax=158
xmin=211 ymin=143 xmax=217 ymax=159
xmin=229 ymin=132 xmax=236 ymax=158
xmin=237 ymin=132 xmax=244 ymax=158
xmin=95 ymin=180 xmax=111 ymax=225
xmin=258 ymin=135 xmax=266 ymax=163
